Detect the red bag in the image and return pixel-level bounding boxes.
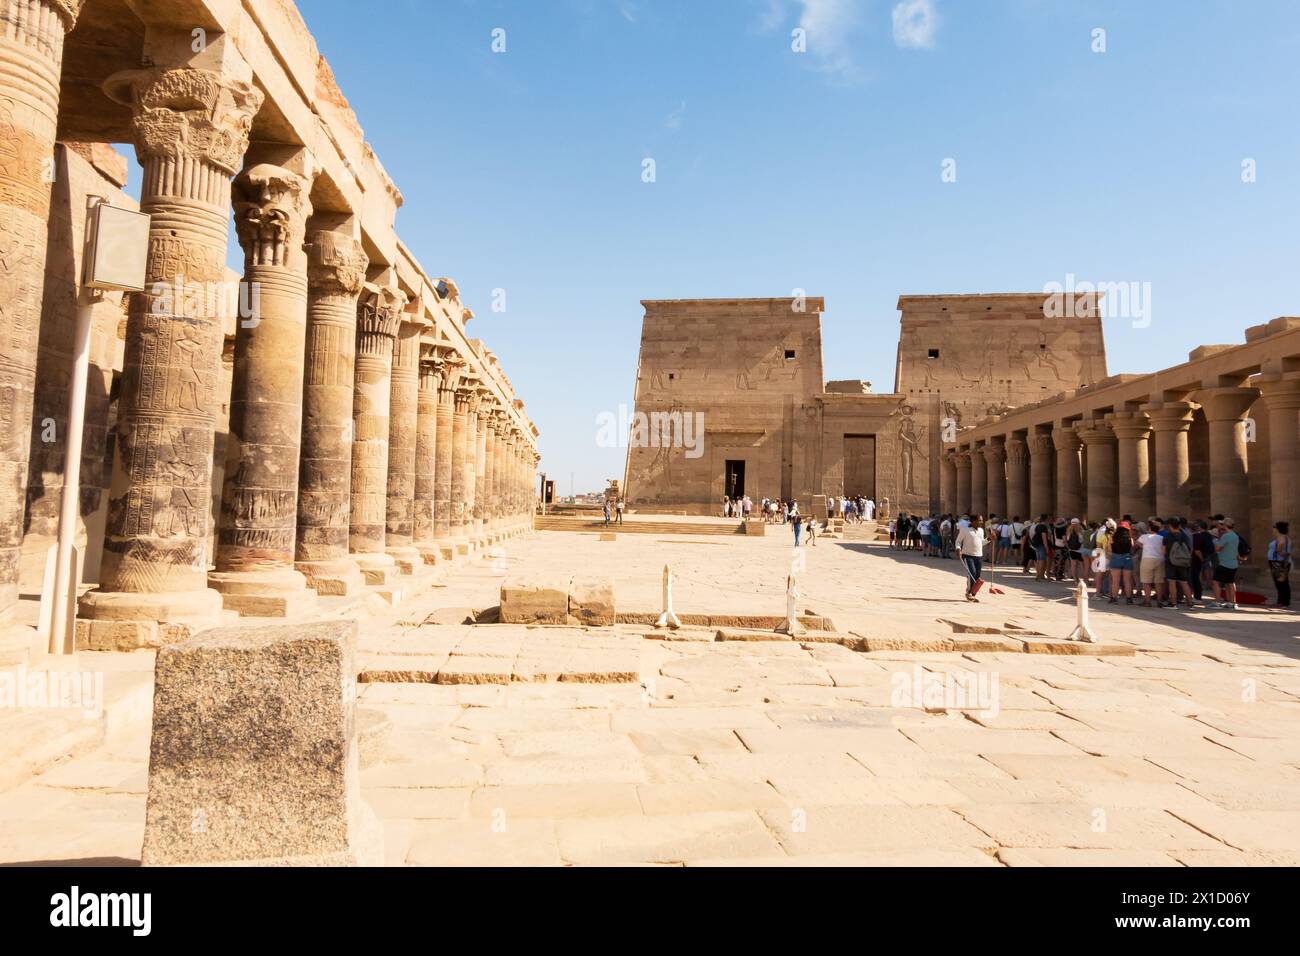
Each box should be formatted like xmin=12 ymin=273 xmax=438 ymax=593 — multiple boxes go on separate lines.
xmin=969 ymin=578 xmax=985 ymax=596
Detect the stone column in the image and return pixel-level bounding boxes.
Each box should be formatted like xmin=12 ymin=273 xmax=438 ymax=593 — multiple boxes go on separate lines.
xmin=1257 ymin=373 xmax=1300 ymax=531
xmin=449 ymin=381 xmax=474 ymax=553
xmin=0 ymin=0 xmax=85 ymax=621
xmin=1144 ymin=401 xmax=1196 ymax=517
xmin=384 ymin=319 xmax=422 ymax=575
xmin=79 ymin=67 xmax=263 ymax=649
xmin=939 ymin=452 xmax=957 ymax=514
xmin=481 ymin=405 xmax=497 ymax=537
xmin=295 ymin=230 xmax=367 ymax=596
xmin=1106 ymin=410 xmax=1153 ymax=520
xmin=969 ymin=443 xmax=988 ymax=517
xmin=488 ymin=415 xmax=504 ymax=533
xmin=1193 ymin=386 xmax=1259 ymax=529
xmin=208 ymin=162 xmax=316 ymax=617
xmin=349 ymin=287 xmax=401 ymax=584
xmin=503 ymin=428 xmax=519 ymax=531
xmin=472 ymin=395 xmax=489 ymax=544
xmin=1028 ymin=432 xmax=1054 ymax=519
xmin=983 ymin=440 xmax=1007 ymax=519
xmin=1005 ymin=438 xmax=1029 ymax=519
xmin=413 ymin=349 xmax=441 ymax=565
xmin=1076 ymin=420 xmax=1117 ymax=520
xmin=433 ymin=358 xmax=461 ymax=557
xmin=1052 ymin=427 xmax=1083 ymax=519
xmin=954 ymin=451 xmax=972 ymax=515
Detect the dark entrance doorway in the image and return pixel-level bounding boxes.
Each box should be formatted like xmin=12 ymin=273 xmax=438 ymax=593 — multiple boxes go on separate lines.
xmin=843 ymin=435 xmax=876 ymax=498
xmin=725 ymin=459 xmax=746 ymax=499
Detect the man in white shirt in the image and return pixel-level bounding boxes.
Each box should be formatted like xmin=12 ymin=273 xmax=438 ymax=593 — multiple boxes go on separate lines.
xmin=955 ymin=516 xmax=987 ymax=602
xmin=1137 ymin=519 xmax=1167 ymax=607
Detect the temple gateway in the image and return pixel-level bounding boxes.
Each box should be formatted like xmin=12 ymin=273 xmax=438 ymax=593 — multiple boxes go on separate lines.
xmin=624 ymin=295 xmax=1300 ymax=572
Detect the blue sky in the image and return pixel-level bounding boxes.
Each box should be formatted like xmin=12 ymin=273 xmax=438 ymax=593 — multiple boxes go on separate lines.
xmin=295 ymin=0 xmax=1299 ymax=494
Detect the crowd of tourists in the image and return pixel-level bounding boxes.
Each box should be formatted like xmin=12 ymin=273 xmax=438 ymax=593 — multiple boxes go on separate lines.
xmin=888 ymin=510 xmax=1293 ymax=610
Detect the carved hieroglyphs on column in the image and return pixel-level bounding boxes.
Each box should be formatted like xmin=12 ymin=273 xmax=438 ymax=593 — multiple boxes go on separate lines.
xmin=385 ymin=319 xmax=422 ymax=575
xmin=296 ymin=229 xmax=368 ymax=596
xmin=414 ymin=347 xmax=442 ymax=564
xmin=449 ymin=379 xmax=474 ymax=553
xmin=349 ymin=285 xmax=402 ymax=584
xmin=210 ymin=161 xmax=317 ymax=616
xmin=433 ymin=354 xmax=461 ymax=557
xmin=80 ymin=66 xmax=262 ymax=648
xmin=0 ymin=0 xmax=85 ymax=620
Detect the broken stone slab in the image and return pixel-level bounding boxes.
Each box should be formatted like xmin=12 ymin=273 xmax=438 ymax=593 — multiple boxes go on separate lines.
xmin=140 ymin=620 xmax=382 ymax=866
xmin=569 ymin=576 xmax=616 ymax=627
xmin=1021 ymin=638 xmax=1136 ymax=656
xmin=500 ymin=575 xmax=570 ymax=625
xmin=715 ymin=628 xmax=792 ymax=642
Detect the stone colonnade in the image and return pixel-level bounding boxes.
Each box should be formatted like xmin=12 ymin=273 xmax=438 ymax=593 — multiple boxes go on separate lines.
xmin=25 ymin=35 xmax=542 ymax=648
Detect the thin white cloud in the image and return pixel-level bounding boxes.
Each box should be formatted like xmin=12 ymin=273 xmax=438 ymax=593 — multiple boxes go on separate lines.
xmin=798 ymin=0 xmax=865 ymax=83
xmin=892 ymin=0 xmax=939 ymax=50
xmin=757 ymin=0 xmax=787 ymax=33
xmin=664 ymin=100 xmax=687 ymax=131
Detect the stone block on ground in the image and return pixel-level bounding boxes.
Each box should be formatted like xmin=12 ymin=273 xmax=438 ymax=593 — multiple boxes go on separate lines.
xmin=139 ymin=620 xmax=382 ymax=866
xmin=500 ymin=575 xmax=570 ymax=625
xmin=568 ymin=576 xmax=616 ymax=627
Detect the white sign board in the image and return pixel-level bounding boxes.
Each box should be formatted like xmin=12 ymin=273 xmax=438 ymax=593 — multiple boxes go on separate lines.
xmin=82 ymin=202 xmax=150 ymax=292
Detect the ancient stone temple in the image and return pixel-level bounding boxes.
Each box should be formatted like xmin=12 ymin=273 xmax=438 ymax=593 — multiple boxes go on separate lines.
xmin=624 ymin=294 xmax=1300 ymax=577
xmin=0 ymin=0 xmax=540 ymax=651
xmin=624 ymin=294 xmax=1104 ymax=516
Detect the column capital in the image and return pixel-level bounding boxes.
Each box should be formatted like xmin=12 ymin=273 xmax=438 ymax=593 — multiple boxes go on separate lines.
xmin=306 ymin=230 xmax=368 ymax=296
xmin=234 ymin=163 xmax=312 ymax=267
xmin=1052 ymin=427 xmax=1083 ymax=451
xmin=1028 ymin=432 xmax=1053 ymax=456
xmin=418 ymin=356 xmax=444 ymax=394
xmin=1192 ymin=385 xmax=1260 ymax=422
xmin=1142 ymin=400 xmax=1197 ymax=431
xmin=1256 ymin=373 xmax=1300 ymax=411
xmin=982 ymin=441 xmax=1006 ymax=463
xmin=1105 ymin=410 xmax=1152 ymax=439
xmin=1075 ymin=419 xmax=1116 ymax=445
xmin=1006 ymin=437 xmax=1029 ymax=465
xmin=104 ymin=67 xmax=263 ymax=175
xmin=48 ymin=0 xmax=85 ymax=29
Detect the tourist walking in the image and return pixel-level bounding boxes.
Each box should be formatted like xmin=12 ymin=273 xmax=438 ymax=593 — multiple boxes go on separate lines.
xmin=1268 ymin=521 xmax=1292 ymax=608
xmin=615 ymin=499 xmax=625 ymax=525
xmin=602 ymin=499 xmax=612 ymax=527
xmin=793 ymin=514 xmax=804 ymax=547
xmin=956 ymin=515 xmax=987 ymax=602
xmin=1164 ymin=517 xmax=1195 ymax=608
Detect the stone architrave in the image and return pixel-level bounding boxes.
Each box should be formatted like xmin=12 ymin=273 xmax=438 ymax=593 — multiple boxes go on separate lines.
xmin=384 ymin=319 xmax=422 ymax=575
xmin=295 ymin=230 xmax=368 ymax=596
xmin=1005 ymin=438 xmax=1029 ymax=519
xmin=1192 ymin=386 xmax=1259 ymax=529
xmin=1106 ymin=410 xmax=1153 ymax=519
xmin=1143 ymin=401 xmax=1196 ymax=517
xmin=0 ymin=0 xmax=86 ymax=622
xmin=433 ymin=355 xmax=462 ymax=558
xmin=79 ymin=67 xmax=263 ymax=650
xmin=1075 ymin=419 xmax=1117 ymax=521
xmin=349 ymin=287 xmax=403 ymax=584
xmin=139 ymin=620 xmax=382 ymax=866
xmin=209 ymin=162 xmax=316 ymax=617
xmin=413 ymin=348 xmax=442 ymax=564
xmin=1052 ymin=427 xmax=1083 ymax=519
xmin=1028 ymin=432 xmax=1054 ymax=519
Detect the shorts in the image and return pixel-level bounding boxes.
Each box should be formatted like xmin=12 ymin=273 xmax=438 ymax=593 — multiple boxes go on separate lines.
xmin=1139 ymin=557 xmax=1166 ymax=585
xmin=1167 ymin=565 xmax=1190 ymax=582
xmin=1033 ymin=545 xmax=1047 ymax=562
xmin=1068 ymin=550 xmax=1084 ymax=562
xmin=1109 ymin=553 xmax=1133 ymax=572
xmin=1214 ymin=565 xmax=1238 ymax=585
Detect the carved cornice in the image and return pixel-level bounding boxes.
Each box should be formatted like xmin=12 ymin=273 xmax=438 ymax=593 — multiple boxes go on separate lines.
xmin=306 ymin=230 xmax=368 ymax=297
xmin=234 ymin=164 xmax=310 ymax=267
xmin=104 ymin=68 xmax=263 ymax=175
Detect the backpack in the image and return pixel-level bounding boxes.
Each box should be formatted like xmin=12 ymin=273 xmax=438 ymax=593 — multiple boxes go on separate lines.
xmin=1169 ymin=536 xmax=1192 ymax=568
xmin=1111 ymin=527 xmax=1132 ymax=554
xmin=1237 ymin=535 xmax=1251 ymax=560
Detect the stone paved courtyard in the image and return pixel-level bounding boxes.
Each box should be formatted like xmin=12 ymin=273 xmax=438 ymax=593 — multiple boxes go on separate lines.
xmin=3 ymin=524 xmax=1298 ymax=866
